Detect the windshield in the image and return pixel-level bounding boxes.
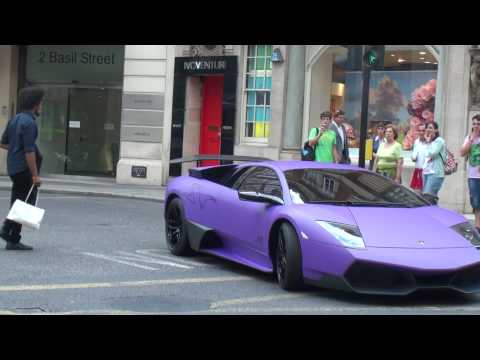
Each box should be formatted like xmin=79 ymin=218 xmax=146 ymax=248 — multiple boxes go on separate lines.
xmin=284 ymin=169 xmax=430 ymax=208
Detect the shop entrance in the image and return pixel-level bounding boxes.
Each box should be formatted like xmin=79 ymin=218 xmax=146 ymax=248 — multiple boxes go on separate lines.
xmin=37 ymin=86 xmax=121 ymax=176
xmin=199 ymin=76 xmax=224 ymax=166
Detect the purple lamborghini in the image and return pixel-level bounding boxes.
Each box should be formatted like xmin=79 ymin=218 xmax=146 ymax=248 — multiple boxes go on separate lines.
xmin=165 ymin=159 xmax=480 ymax=295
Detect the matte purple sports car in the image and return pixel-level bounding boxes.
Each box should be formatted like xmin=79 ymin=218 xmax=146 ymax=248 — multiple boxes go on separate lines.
xmin=165 ymin=158 xmax=480 ymax=295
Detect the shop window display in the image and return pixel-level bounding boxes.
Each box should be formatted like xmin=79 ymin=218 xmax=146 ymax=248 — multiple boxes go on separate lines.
xmin=327 ymin=45 xmax=439 ymax=153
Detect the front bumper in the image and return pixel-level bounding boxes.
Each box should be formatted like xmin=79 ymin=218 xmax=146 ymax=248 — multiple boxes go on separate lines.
xmin=308 ymin=260 xmax=480 ymax=295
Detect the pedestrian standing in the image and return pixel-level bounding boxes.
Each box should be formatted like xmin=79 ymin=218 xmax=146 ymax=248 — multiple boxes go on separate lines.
xmin=330 ymin=110 xmax=350 ymax=164
xmin=369 ymin=123 xmax=386 ymax=170
xmin=410 ymin=123 xmax=428 ymax=192
xmin=422 ymin=121 xmax=447 ymax=198
xmin=308 ymin=111 xmax=340 ymax=163
xmin=460 ymin=114 xmax=480 ymax=232
xmin=0 ymin=87 xmax=44 ymax=250
xmin=372 ymin=124 xmax=403 ymax=183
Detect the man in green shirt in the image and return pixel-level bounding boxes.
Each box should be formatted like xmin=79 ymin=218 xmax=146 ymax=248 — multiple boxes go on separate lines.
xmin=308 ymin=111 xmax=340 ymax=163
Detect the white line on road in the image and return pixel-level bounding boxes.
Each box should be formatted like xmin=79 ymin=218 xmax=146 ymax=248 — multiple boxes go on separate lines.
xmin=209 ymin=294 xmax=306 ymax=309
xmin=0 ymin=276 xmax=251 ymax=293
xmin=82 ymin=252 xmax=161 ymax=270
xmin=134 ymin=249 xmax=212 ymax=267
xmin=113 ymin=251 xmax=194 ymax=269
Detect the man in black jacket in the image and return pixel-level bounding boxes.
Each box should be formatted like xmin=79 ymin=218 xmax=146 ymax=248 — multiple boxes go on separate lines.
xmin=0 ymin=87 xmax=43 ymax=250
xmin=330 ymin=110 xmax=351 ymax=164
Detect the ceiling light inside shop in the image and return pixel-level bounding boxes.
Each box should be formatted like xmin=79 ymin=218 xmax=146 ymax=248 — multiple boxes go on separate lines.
xmin=419 ymin=51 xmax=427 ymax=55
xmin=390 ymin=54 xmax=395 ymax=57
xmin=424 ymin=61 xmax=431 ymax=64
xmin=419 ymin=57 xmax=425 ymax=60
xmin=331 ymin=83 xmax=345 ymax=97
xmin=397 ymin=58 xmax=406 ymax=63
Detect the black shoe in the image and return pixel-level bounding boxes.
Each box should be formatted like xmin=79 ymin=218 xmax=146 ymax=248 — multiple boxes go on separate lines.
xmin=6 ymin=242 xmax=33 ymax=251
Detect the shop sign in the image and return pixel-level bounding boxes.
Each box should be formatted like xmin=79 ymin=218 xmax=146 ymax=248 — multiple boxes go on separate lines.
xmin=26 ymin=45 xmax=124 ymax=84
xmin=178 ymin=56 xmax=237 ymax=75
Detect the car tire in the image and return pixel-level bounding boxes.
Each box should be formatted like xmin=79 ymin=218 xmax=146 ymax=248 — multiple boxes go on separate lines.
xmin=275 ymin=222 xmax=303 ymax=291
xmin=165 ymin=198 xmax=192 ymax=256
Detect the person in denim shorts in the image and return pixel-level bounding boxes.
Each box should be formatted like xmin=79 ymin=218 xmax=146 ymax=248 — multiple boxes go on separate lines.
xmin=461 ymin=114 xmax=480 ymax=232
xmin=422 ymin=122 xmax=446 ymax=198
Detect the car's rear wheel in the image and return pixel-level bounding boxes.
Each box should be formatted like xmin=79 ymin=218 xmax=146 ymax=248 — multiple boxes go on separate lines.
xmin=275 ymin=223 xmax=303 ymax=291
xmin=165 ymin=198 xmax=192 ymax=256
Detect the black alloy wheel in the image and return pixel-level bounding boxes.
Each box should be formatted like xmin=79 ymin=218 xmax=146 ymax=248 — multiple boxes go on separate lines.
xmin=276 ymin=223 xmax=304 ymax=291
xmin=165 ymin=198 xmax=192 ymax=256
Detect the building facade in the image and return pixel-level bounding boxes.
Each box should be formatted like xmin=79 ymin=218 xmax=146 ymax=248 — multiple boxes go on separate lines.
xmin=0 ymin=45 xmax=478 ymax=214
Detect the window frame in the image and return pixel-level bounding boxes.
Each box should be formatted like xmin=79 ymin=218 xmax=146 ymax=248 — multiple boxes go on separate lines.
xmin=241 ymin=45 xmax=273 ymax=144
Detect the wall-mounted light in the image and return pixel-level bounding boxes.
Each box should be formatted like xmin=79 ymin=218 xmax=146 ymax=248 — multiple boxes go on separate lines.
xmin=271 ymin=48 xmax=284 ymax=63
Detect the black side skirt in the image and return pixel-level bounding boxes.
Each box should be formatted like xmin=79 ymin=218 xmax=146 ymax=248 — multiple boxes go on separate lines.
xmin=186 ymin=220 xmax=223 ymax=251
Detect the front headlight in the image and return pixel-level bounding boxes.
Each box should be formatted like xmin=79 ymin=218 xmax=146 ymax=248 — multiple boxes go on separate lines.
xmin=316 ymin=221 xmax=365 ymax=249
xmin=451 ymin=222 xmax=480 ymax=246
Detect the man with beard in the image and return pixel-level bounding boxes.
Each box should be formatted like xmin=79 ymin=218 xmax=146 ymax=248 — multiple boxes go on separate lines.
xmin=0 ymin=87 xmax=44 ymax=250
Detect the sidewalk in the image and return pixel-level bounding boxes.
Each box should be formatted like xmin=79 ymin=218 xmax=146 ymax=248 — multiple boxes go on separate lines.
xmin=0 ymin=175 xmax=165 ymax=202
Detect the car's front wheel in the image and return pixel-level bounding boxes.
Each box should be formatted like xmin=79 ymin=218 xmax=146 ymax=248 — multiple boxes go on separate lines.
xmin=165 ymin=198 xmax=192 ymax=256
xmin=275 ymin=223 xmax=303 ymax=291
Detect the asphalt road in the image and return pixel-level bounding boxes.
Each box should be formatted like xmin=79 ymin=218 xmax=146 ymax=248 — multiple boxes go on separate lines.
xmin=0 ymin=189 xmax=479 ymax=315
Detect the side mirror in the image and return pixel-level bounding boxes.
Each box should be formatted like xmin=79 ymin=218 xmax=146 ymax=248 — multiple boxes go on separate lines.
xmin=238 ymin=191 xmax=284 ymax=206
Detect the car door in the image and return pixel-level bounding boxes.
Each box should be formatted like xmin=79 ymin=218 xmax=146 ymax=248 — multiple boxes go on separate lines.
xmin=223 ymin=166 xmax=284 ymax=254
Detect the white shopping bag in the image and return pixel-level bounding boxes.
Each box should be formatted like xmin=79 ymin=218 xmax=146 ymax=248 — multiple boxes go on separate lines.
xmin=6 ymin=185 xmax=45 ymax=230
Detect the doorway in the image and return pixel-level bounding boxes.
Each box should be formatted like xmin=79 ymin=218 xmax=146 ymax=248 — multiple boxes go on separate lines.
xmin=199 ymin=76 xmax=224 ymax=167
xmin=37 ymin=86 xmax=121 ymax=176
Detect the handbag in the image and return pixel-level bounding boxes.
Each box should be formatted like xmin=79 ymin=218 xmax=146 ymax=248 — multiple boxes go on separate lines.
xmin=7 ymin=185 xmax=45 ymax=230
xmin=439 ymin=147 xmax=458 ymax=176
xmin=301 ymin=128 xmax=319 ymax=161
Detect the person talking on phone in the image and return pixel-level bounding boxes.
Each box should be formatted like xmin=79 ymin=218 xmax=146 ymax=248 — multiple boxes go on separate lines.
xmin=461 ymin=114 xmax=480 ymax=233
xmin=0 ymin=87 xmax=43 ymax=251
xmin=308 ymin=111 xmax=340 ymax=163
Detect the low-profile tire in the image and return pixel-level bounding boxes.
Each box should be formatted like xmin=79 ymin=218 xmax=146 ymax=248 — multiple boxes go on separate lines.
xmin=275 ymin=222 xmax=304 ymax=291
xmin=165 ymin=198 xmax=192 ymax=256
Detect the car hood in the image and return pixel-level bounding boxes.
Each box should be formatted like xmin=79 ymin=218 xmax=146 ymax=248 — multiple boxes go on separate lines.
xmin=294 ymin=204 xmax=471 ymax=249
xmin=347 ymin=206 xmax=471 ymax=249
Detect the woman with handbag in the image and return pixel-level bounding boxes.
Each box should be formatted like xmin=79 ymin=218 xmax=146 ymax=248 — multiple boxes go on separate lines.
xmin=422 ymin=121 xmax=447 ymax=198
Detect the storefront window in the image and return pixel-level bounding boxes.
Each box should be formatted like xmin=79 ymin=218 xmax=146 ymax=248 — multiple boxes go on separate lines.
xmin=244 ymin=45 xmax=273 ymax=139
xmin=314 ymin=45 xmax=439 ymax=155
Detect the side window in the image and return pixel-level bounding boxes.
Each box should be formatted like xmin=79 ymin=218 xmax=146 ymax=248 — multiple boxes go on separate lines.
xmin=224 ymin=166 xmax=252 ymax=188
xmin=238 ymin=167 xmax=283 ymax=198
xmin=231 ymin=166 xmax=255 ymax=190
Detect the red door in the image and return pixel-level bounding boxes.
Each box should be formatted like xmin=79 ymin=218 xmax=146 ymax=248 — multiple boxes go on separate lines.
xmin=199 ymin=76 xmax=224 ymax=166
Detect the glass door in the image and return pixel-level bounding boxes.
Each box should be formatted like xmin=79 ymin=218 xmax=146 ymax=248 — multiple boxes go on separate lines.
xmin=37 ymin=87 xmax=68 ymax=174
xmin=66 ymin=88 xmax=121 ymax=176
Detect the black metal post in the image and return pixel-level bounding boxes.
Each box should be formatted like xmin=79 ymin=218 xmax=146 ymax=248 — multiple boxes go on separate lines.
xmin=358 ymin=52 xmax=371 ymax=168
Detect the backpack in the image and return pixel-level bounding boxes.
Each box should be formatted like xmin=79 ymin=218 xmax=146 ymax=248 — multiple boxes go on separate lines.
xmin=301 ymin=128 xmax=319 ymax=161
xmin=439 ymin=147 xmax=458 ymax=175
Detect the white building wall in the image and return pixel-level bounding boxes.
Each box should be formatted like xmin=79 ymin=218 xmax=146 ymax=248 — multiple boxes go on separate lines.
xmin=437 ymin=45 xmax=472 ymax=212
xmin=0 ymin=45 xmax=18 ymax=175
xmin=117 ymin=45 xmax=174 ymax=186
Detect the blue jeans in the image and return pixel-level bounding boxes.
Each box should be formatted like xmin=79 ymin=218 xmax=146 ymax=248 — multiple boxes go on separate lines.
xmin=422 ymin=174 xmax=444 ymax=196
xmin=468 ymin=178 xmax=480 ymax=210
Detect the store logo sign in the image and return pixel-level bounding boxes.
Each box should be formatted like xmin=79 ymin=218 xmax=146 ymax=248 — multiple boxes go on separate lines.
xmin=183 ymin=60 xmax=226 ymax=72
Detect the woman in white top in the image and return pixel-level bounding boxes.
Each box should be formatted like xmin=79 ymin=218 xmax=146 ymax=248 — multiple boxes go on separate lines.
xmin=410 ymin=123 xmax=428 ymax=192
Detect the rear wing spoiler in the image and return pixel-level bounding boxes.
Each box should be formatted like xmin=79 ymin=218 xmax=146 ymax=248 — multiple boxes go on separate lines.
xmin=170 ymin=154 xmax=271 ymax=167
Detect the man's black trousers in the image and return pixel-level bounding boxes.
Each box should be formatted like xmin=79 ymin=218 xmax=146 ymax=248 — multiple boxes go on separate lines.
xmin=2 ymin=170 xmax=38 ymax=243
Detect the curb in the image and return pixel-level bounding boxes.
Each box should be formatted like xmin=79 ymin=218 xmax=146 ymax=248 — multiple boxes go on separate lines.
xmin=0 ymin=185 xmax=164 ymax=203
